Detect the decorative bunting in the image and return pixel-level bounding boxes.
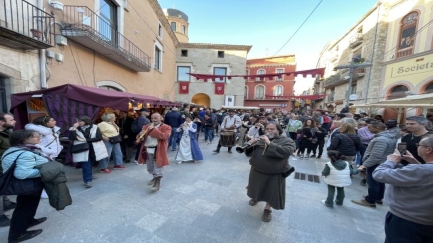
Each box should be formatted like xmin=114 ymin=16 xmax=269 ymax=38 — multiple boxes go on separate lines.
xmin=179 ymin=82 xmax=189 ymax=94
xmin=187 ymin=68 xmax=325 ymax=81
xmin=215 ymin=83 xmax=225 ymax=95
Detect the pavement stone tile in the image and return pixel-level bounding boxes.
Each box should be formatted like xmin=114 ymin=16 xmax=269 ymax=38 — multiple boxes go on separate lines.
xmin=135 ymin=210 xmax=168 ymax=233
xmin=186 ymin=198 xmax=221 ymax=216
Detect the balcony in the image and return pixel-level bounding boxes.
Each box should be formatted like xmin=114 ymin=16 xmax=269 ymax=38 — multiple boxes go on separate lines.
xmin=329 ymin=50 xmax=339 ymax=62
xmin=396 ymin=47 xmax=413 ymax=59
xmin=61 ymin=6 xmax=151 ymax=72
xmin=265 ymin=95 xmax=291 ymax=101
xmin=349 ymin=33 xmax=363 ymax=49
xmin=0 ymin=0 xmax=54 ymax=50
xmin=323 ymin=68 xmax=366 ymax=88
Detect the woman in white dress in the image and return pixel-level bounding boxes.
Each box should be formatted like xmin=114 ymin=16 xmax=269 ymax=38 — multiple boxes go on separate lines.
xmin=176 ymin=115 xmax=203 ymax=163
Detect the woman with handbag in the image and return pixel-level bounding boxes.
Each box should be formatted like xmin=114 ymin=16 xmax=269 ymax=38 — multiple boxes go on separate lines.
xmin=97 ymin=113 xmax=125 ymax=172
xmin=69 ymin=116 xmax=108 ymax=187
xmin=25 ymin=115 xmax=63 ymax=199
xmin=1 ymin=130 xmax=51 ymax=242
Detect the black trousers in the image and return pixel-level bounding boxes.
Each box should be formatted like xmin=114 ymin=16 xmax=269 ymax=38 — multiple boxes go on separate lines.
xmin=215 ymin=138 xmax=232 ymax=151
xmin=9 ymin=190 xmax=43 ymax=240
xmin=311 ymin=139 xmax=325 ymax=156
xmin=385 ymin=212 xmax=433 ymax=243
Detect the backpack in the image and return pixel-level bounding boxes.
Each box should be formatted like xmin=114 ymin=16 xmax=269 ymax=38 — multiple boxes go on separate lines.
xmin=131 ymin=118 xmax=141 ymax=134
xmin=323 ymin=115 xmax=330 ymax=124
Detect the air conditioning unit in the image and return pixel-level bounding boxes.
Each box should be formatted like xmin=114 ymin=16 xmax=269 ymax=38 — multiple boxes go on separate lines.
xmin=55 ymin=53 xmax=64 ymax=62
xmin=55 ymin=35 xmax=68 ymax=46
xmin=46 ymin=50 xmax=55 ymax=58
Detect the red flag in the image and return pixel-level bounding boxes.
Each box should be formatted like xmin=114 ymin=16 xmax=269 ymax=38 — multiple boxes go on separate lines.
xmin=179 ymin=82 xmax=189 ymax=94
xmin=215 ymin=82 xmax=225 ymax=95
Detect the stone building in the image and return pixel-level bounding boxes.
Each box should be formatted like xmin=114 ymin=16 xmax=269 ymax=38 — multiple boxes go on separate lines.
xmin=315 ymin=1 xmax=388 ymax=113
xmin=378 ymin=0 xmax=433 ymax=120
xmin=174 ymin=43 xmax=251 ymax=108
xmin=244 ymin=55 xmax=296 ymax=112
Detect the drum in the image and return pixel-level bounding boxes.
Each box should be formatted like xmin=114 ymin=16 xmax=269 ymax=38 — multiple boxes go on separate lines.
xmin=220 ymin=131 xmax=236 ymax=147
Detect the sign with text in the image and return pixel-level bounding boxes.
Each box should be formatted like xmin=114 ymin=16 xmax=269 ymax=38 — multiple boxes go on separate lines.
xmin=385 ymin=53 xmax=433 ymax=87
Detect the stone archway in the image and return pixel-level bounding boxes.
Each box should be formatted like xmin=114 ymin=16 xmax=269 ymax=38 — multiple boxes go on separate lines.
xmin=191 ymin=93 xmax=210 ymax=107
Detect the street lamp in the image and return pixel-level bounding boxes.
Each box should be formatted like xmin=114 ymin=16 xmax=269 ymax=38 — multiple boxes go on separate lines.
xmin=334 ymin=57 xmax=373 ymax=110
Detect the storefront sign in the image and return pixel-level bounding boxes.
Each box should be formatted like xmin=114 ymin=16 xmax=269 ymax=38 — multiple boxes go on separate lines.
xmin=385 ymin=53 xmax=433 ymax=87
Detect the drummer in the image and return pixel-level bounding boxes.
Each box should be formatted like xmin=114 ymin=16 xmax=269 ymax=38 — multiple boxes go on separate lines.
xmin=213 ymin=109 xmax=241 ymax=153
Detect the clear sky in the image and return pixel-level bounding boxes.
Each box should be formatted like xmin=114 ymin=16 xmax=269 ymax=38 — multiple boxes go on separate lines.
xmin=157 ymin=0 xmax=379 ymax=93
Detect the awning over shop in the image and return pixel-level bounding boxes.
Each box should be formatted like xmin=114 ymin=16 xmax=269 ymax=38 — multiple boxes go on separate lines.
xmin=353 ymin=93 xmax=433 ymax=108
xmin=10 ymin=84 xmax=180 ymax=129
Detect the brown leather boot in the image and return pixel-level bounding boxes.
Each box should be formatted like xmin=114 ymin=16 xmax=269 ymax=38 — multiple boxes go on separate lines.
xmin=148 ymin=178 xmax=155 ymax=186
xmin=151 ymin=177 xmax=161 ymax=192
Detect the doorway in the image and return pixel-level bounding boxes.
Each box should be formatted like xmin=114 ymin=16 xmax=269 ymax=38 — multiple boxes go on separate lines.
xmin=191 ymin=93 xmax=210 ymax=108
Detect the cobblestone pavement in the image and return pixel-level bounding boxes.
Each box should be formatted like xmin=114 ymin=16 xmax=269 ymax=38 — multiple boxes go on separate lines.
xmin=0 ymin=137 xmax=387 ymax=243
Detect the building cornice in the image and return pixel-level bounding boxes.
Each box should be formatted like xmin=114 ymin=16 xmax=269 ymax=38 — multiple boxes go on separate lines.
xmin=247 ymin=64 xmax=296 ymax=68
xmin=381 ymin=50 xmax=433 ymax=66
xmin=148 ymin=0 xmax=179 ymax=46
xmin=178 ymin=42 xmax=252 ymax=52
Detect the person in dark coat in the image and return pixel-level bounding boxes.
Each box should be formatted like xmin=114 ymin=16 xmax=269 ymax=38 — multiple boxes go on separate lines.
xmin=117 ymin=111 xmax=134 ymax=162
xmin=328 ymin=123 xmax=362 ymax=162
xmin=299 ymin=119 xmax=318 ymax=159
xmin=245 ymin=122 xmax=295 ymax=222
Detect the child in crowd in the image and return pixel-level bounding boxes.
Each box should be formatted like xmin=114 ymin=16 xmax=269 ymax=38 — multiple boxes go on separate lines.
xmin=295 ymin=129 xmax=303 ymax=156
xmin=321 ymin=150 xmax=355 ymax=208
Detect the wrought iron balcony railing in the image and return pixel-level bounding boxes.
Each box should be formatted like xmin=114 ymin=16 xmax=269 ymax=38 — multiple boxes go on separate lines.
xmin=0 ymin=0 xmax=54 ymax=50
xmin=61 ymin=5 xmax=151 ymax=72
xmin=349 ymin=33 xmax=363 ymax=48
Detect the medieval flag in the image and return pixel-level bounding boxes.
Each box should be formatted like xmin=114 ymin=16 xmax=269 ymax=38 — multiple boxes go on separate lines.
xmin=179 ymin=82 xmax=189 ymax=94
xmin=215 ymin=82 xmax=225 ymax=95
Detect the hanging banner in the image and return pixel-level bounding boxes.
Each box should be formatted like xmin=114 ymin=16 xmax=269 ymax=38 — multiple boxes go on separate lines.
xmin=179 ymin=82 xmax=189 ymax=94
xmin=215 ymin=83 xmax=225 ymax=95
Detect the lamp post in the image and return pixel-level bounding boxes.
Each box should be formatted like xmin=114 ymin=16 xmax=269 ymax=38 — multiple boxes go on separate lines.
xmin=334 ymin=57 xmax=373 ymax=109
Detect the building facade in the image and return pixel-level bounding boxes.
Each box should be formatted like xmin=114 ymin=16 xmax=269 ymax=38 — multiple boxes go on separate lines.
xmin=0 ymin=0 xmax=179 ymax=113
xmin=244 ymin=55 xmax=296 ymax=112
xmin=316 ymin=1 xmax=388 ymax=113
xmin=163 ymin=8 xmax=189 ymax=43
xmin=379 ymin=0 xmax=433 ymax=120
xmin=174 ymin=43 xmax=251 ymax=108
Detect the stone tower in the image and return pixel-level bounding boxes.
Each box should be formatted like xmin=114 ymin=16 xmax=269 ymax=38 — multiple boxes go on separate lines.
xmin=163 ymin=8 xmax=189 ymax=43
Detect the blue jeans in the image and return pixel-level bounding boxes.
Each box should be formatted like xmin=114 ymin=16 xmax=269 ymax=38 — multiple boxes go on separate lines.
xmin=385 ymin=212 xmax=433 ymax=243
xmin=204 ymin=127 xmax=213 ymax=142
xmin=81 ymin=159 xmax=93 ymax=183
xmin=168 ymin=127 xmax=178 ymax=150
xmin=365 ymin=164 xmax=385 ymax=203
xmin=100 ymin=141 xmax=123 ymax=169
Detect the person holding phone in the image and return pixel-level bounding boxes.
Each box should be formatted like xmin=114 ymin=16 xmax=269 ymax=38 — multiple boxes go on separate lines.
xmin=352 ymin=121 xmax=399 ymax=208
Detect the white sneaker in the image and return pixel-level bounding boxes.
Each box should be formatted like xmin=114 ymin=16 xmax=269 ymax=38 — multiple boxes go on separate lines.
xmin=41 ymin=189 xmax=49 ymax=199
xmin=177 ymin=161 xmax=182 ymax=164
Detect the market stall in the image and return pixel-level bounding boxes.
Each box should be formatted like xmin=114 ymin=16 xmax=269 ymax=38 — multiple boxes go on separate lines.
xmin=10 ymin=84 xmax=181 ymax=130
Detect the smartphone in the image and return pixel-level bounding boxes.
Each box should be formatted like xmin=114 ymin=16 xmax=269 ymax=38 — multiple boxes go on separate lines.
xmin=397 ymin=142 xmax=407 ymax=156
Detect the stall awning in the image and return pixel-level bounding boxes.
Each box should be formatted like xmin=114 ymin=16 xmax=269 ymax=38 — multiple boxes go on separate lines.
xmin=353 ymin=93 xmax=433 ymax=108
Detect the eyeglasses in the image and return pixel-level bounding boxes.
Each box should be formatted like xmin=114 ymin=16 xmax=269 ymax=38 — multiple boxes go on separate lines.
xmin=416 ymin=143 xmax=430 ymax=148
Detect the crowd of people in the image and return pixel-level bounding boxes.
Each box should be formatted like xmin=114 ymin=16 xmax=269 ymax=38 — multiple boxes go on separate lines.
xmin=0 ymin=104 xmax=433 ymax=242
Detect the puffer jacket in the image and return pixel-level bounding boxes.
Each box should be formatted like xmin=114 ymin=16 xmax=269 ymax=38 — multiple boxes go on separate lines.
xmin=328 ymin=133 xmax=362 ymax=156
xmin=36 ymin=161 xmax=72 ymax=211
xmin=24 ymin=124 xmax=63 ymax=159
xmin=363 ymin=130 xmax=399 ymax=168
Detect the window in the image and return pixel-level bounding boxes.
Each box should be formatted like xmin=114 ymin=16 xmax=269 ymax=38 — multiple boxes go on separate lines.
xmin=214 ymin=67 xmax=227 ymax=82
xmin=425 ymin=82 xmax=433 ymax=93
xmin=274 ymin=85 xmax=283 ymax=96
xmin=171 ymin=22 xmax=176 ymax=32
xmin=255 ymin=85 xmax=265 ymax=99
xmin=256 ymin=69 xmax=265 ymax=81
xmin=217 ymin=51 xmax=224 ymax=58
xmin=357 ymin=26 xmax=363 ymax=34
xmin=275 ymin=68 xmax=284 ymax=81
xmin=388 ymin=85 xmax=408 ymax=99
xmin=245 ymin=69 xmax=250 ymax=81
xmin=351 ymin=83 xmax=357 ymax=95
xmin=154 ymin=45 xmax=162 ymax=71
xmin=397 ymin=11 xmax=419 ymax=58
xmin=0 ymin=76 xmax=8 ymax=113
xmin=99 ymin=85 xmax=122 ymax=91
xmin=244 ymin=86 xmax=248 ymax=99
xmin=181 ymin=49 xmax=188 ymax=57
xmin=177 ymin=66 xmax=190 ymax=81
xmin=182 ymin=25 xmax=186 ymax=34
xmin=99 ymin=0 xmax=117 ymax=42
xmin=158 ymin=23 xmax=163 ymax=38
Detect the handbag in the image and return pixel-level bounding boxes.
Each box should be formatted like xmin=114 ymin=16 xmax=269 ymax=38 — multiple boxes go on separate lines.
xmin=108 ymin=135 xmax=122 ymax=144
xmin=0 ymin=151 xmax=43 ymax=195
xmin=71 ymin=143 xmax=90 ymax=153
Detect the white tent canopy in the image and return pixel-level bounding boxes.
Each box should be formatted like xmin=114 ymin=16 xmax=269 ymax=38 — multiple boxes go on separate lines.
xmin=353 ymin=93 xmax=433 ymax=108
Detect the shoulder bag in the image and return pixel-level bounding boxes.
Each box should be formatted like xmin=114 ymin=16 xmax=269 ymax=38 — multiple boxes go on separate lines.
xmin=0 ymin=151 xmax=43 ymax=195
xmin=108 ymin=135 xmax=122 ymax=144
xmin=71 ymin=142 xmax=90 ymax=153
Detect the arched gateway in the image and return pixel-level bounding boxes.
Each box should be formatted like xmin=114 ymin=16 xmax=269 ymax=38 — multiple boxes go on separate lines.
xmin=191 ymin=93 xmax=210 ymax=107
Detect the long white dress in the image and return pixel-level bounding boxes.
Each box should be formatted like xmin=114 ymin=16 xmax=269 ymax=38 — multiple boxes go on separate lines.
xmin=176 ymin=122 xmax=196 ymax=161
